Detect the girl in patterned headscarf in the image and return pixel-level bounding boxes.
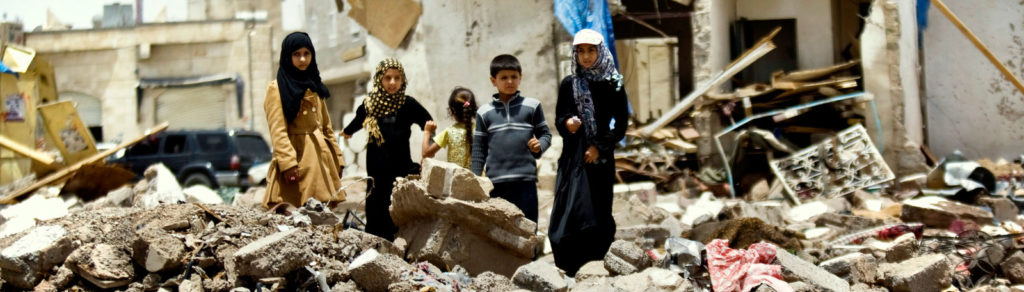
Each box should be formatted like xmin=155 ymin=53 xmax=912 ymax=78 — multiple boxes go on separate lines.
xmin=343 ymin=58 xmax=433 ymax=241
xmin=549 ymin=29 xmax=631 ymax=276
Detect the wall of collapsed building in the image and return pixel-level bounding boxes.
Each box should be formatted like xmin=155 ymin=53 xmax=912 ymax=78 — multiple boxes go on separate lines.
xmin=922 ymin=0 xmax=1024 ymax=159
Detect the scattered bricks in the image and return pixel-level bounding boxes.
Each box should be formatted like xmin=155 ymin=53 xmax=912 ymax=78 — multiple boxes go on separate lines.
xmin=65 ymin=243 xmax=135 ymax=289
xmin=775 ymin=249 xmax=851 ymax=292
xmin=225 ymin=228 xmax=315 ymax=282
xmin=0 ymin=225 xmax=74 ymax=289
xmin=348 ymin=249 xmax=413 ymax=292
xmin=574 ymin=261 xmax=609 ymax=282
xmin=604 ymin=240 xmax=653 ymax=275
xmin=819 ymin=252 xmax=878 ymax=285
xmin=880 ymin=254 xmax=952 ymax=292
xmin=132 ymin=228 xmax=186 ymax=273
xmin=1001 ymin=251 xmax=1024 ymax=284
xmin=615 ymin=225 xmax=671 ymax=249
xmin=976 ymin=196 xmax=1020 ymax=223
xmin=451 ymin=171 xmax=493 ymax=202
xmin=511 ymin=260 xmax=568 ymax=292
xmin=900 ymin=196 xmax=994 ymax=228
xmin=885 ymin=233 xmax=920 ymax=263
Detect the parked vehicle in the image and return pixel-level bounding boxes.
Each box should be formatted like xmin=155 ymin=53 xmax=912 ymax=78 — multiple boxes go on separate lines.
xmin=110 ymin=129 xmax=272 ymax=189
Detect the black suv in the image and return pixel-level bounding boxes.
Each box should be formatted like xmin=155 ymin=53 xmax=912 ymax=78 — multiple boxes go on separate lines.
xmin=111 ymin=129 xmax=272 ymax=189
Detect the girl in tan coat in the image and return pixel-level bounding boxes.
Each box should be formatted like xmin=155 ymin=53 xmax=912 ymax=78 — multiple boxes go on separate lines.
xmin=263 ymin=32 xmax=345 ymax=209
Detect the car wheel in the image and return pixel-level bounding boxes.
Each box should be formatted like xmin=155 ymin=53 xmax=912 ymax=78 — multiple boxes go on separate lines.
xmin=183 ymin=173 xmax=215 ymax=188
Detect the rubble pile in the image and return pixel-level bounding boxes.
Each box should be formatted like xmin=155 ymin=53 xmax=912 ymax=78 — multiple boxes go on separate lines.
xmin=3 ymin=156 xmax=1024 ymax=292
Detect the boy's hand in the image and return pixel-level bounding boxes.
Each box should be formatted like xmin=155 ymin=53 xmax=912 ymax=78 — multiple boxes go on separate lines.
xmin=584 ymin=145 xmax=599 ymax=163
xmin=528 ymin=137 xmax=541 ymax=153
xmin=424 ymin=120 xmax=437 ymax=133
xmin=566 ymin=116 xmax=582 ymax=134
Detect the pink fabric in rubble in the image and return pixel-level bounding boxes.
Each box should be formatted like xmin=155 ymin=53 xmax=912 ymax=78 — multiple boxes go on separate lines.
xmin=706 ymin=239 xmax=794 ymax=292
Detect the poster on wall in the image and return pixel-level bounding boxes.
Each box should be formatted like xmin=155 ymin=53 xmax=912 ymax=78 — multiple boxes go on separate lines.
xmin=4 ymin=93 xmax=25 ymax=122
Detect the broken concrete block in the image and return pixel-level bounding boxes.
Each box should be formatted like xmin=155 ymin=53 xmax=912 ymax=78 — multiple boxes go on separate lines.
xmin=614 ymin=225 xmax=671 ymax=249
xmin=775 ymin=249 xmax=851 ymax=292
xmin=614 ymin=194 xmax=669 ymax=227
xmin=611 ymin=267 xmax=690 ymax=292
xmin=680 ymin=192 xmax=724 ymax=226
xmin=900 ymin=196 xmax=994 ymax=228
xmin=850 ymin=283 xmax=888 ymax=292
xmin=225 ymin=228 xmax=314 ymax=282
xmin=472 ymin=271 xmax=516 ymax=292
xmin=1001 ymin=251 xmax=1024 ymax=284
xmin=336 ymin=229 xmax=402 ymax=257
xmin=885 ymin=233 xmax=919 ymax=263
xmin=0 ymin=195 xmax=69 ymax=238
xmin=179 ymin=275 xmax=203 ymax=292
xmin=787 ymin=200 xmax=835 ymax=223
xmin=819 ymin=252 xmax=877 ymax=285
xmin=421 ymin=158 xmax=492 ymax=201
xmin=134 ymin=163 xmax=186 ymax=208
xmin=183 ymin=185 xmax=224 ymax=205
xmin=391 ymin=178 xmax=541 ymax=277
xmin=880 ymin=254 xmax=952 ymax=292
xmin=613 ymin=181 xmax=658 ymax=205
xmin=723 ymin=200 xmax=788 ymax=226
xmin=66 ymin=243 xmax=135 ymax=289
xmin=132 ymin=228 xmax=186 ymax=273
xmin=574 ymin=261 xmax=609 ymax=282
xmin=976 ymin=196 xmax=1020 ymax=223
xmin=49 ymin=264 xmax=74 ymax=289
xmin=0 ymin=225 xmax=74 ymax=289
xmin=348 ymin=249 xmax=413 ymax=292
xmin=299 ymin=198 xmax=341 ymax=225
xmin=512 ymin=260 xmax=568 ymax=292
xmin=233 ymin=186 xmax=265 ymax=209
xmin=604 ymin=240 xmax=652 ymax=275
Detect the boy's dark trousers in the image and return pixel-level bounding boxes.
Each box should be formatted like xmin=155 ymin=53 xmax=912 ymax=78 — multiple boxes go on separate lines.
xmin=490 ymin=181 xmax=539 ymax=224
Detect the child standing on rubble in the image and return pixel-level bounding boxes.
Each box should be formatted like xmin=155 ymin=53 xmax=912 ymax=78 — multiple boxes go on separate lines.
xmin=471 ymin=54 xmax=552 ymax=225
xmin=421 ymin=87 xmax=478 ymax=169
xmin=262 ymin=32 xmax=346 ymax=210
xmin=343 ymin=58 xmax=433 ymax=241
xmin=549 ymin=29 xmax=630 ymax=276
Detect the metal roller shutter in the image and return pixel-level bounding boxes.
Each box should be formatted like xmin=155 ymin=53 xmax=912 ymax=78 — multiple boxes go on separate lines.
xmin=155 ymin=85 xmax=229 ymax=129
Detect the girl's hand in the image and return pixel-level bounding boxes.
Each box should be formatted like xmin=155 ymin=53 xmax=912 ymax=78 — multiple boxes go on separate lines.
xmin=283 ymin=167 xmax=300 ymax=184
xmin=566 ymin=116 xmax=581 ymax=134
xmin=342 ymin=133 xmax=352 ymax=140
xmin=584 ymin=145 xmax=599 ymax=163
xmin=425 ymin=120 xmax=437 ymax=133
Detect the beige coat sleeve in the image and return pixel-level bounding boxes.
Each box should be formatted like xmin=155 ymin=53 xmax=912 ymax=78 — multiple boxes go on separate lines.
xmin=264 ymin=81 xmax=299 ymax=171
xmin=319 ymin=98 xmax=345 ymax=168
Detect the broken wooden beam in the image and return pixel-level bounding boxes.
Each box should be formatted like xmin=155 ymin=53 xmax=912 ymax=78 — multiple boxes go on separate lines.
xmin=1 ymin=122 xmax=169 ymax=204
xmin=0 ymin=134 xmax=57 ymax=167
xmin=640 ymin=27 xmax=780 ymax=137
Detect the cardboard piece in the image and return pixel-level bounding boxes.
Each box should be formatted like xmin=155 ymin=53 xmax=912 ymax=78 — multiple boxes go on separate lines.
xmin=347 ymin=0 xmax=422 ymax=49
xmin=38 ymin=101 xmax=99 ymax=165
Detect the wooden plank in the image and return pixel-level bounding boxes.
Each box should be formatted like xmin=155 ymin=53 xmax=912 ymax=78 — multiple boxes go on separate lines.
xmin=0 ymin=134 xmax=56 ymax=166
xmin=639 ymin=27 xmax=780 ymax=137
xmin=1 ymin=122 xmax=169 ymax=204
xmin=932 ymin=0 xmax=1024 ymax=96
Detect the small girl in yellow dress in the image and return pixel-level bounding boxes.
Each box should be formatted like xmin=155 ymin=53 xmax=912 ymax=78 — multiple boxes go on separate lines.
xmin=422 ymin=87 xmax=477 ymax=168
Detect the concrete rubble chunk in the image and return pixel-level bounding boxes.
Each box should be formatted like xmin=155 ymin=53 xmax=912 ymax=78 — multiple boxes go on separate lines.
xmin=615 ymin=225 xmax=671 ymax=249
xmin=391 ymin=178 xmax=541 ymax=277
xmin=472 ymin=271 xmax=516 ymax=292
xmin=0 ymin=225 xmax=74 ymax=289
xmin=880 ymin=254 xmax=952 ymax=292
xmin=1001 ymin=251 xmax=1024 ymax=285
xmin=775 ymin=248 xmax=851 ymax=292
xmin=612 ymin=267 xmax=690 ymax=292
xmin=574 ymin=261 xmax=609 ymax=282
xmin=900 ymin=196 xmax=994 ymax=228
xmin=604 ymin=240 xmax=653 ymax=275
xmin=512 ymin=260 xmax=568 ymax=292
xmin=680 ymin=192 xmax=724 ymax=226
xmin=225 ymin=228 xmax=314 ymax=282
xmin=49 ymin=264 xmax=74 ymax=289
xmin=65 ymin=243 xmax=135 ymax=289
xmin=885 ymin=233 xmax=919 ymax=263
xmin=613 ymin=181 xmax=658 ymax=205
xmin=133 ymin=163 xmax=186 ymax=208
xmin=347 ymin=249 xmax=413 ymax=292
xmin=233 ymin=186 xmax=265 ymax=209
xmin=819 ymin=252 xmax=878 ymax=285
xmin=299 ymin=198 xmax=340 ymax=225
xmin=666 ymin=237 xmax=704 ymax=275
xmin=723 ymin=200 xmax=788 ymax=226
xmin=787 ymin=200 xmax=835 ymax=223
xmin=975 ymin=196 xmax=1020 ymax=223
xmin=0 ymin=195 xmax=69 ymax=238
xmin=421 ymin=158 xmax=492 ymax=202
xmin=183 ymin=185 xmax=225 ymax=205
xmin=132 ymin=228 xmax=186 ymax=273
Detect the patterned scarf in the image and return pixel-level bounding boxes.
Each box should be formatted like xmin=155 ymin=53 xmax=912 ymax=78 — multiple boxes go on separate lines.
xmin=571 ymin=41 xmax=622 ymax=143
xmin=364 ymin=58 xmax=407 ymax=146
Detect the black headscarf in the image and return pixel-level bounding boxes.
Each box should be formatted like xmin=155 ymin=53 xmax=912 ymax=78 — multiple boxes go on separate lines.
xmin=277 ymin=32 xmax=330 ymax=123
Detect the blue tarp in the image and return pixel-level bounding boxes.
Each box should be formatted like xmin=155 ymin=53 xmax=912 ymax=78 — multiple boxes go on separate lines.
xmin=0 ymin=62 xmax=18 ymax=78
xmin=554 ymin=0 xmax=619 ymax=67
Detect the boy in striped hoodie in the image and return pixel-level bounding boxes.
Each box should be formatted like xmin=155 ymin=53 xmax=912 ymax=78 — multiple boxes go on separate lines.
xmin=471 ymin=54 xmax=552 ymax=224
